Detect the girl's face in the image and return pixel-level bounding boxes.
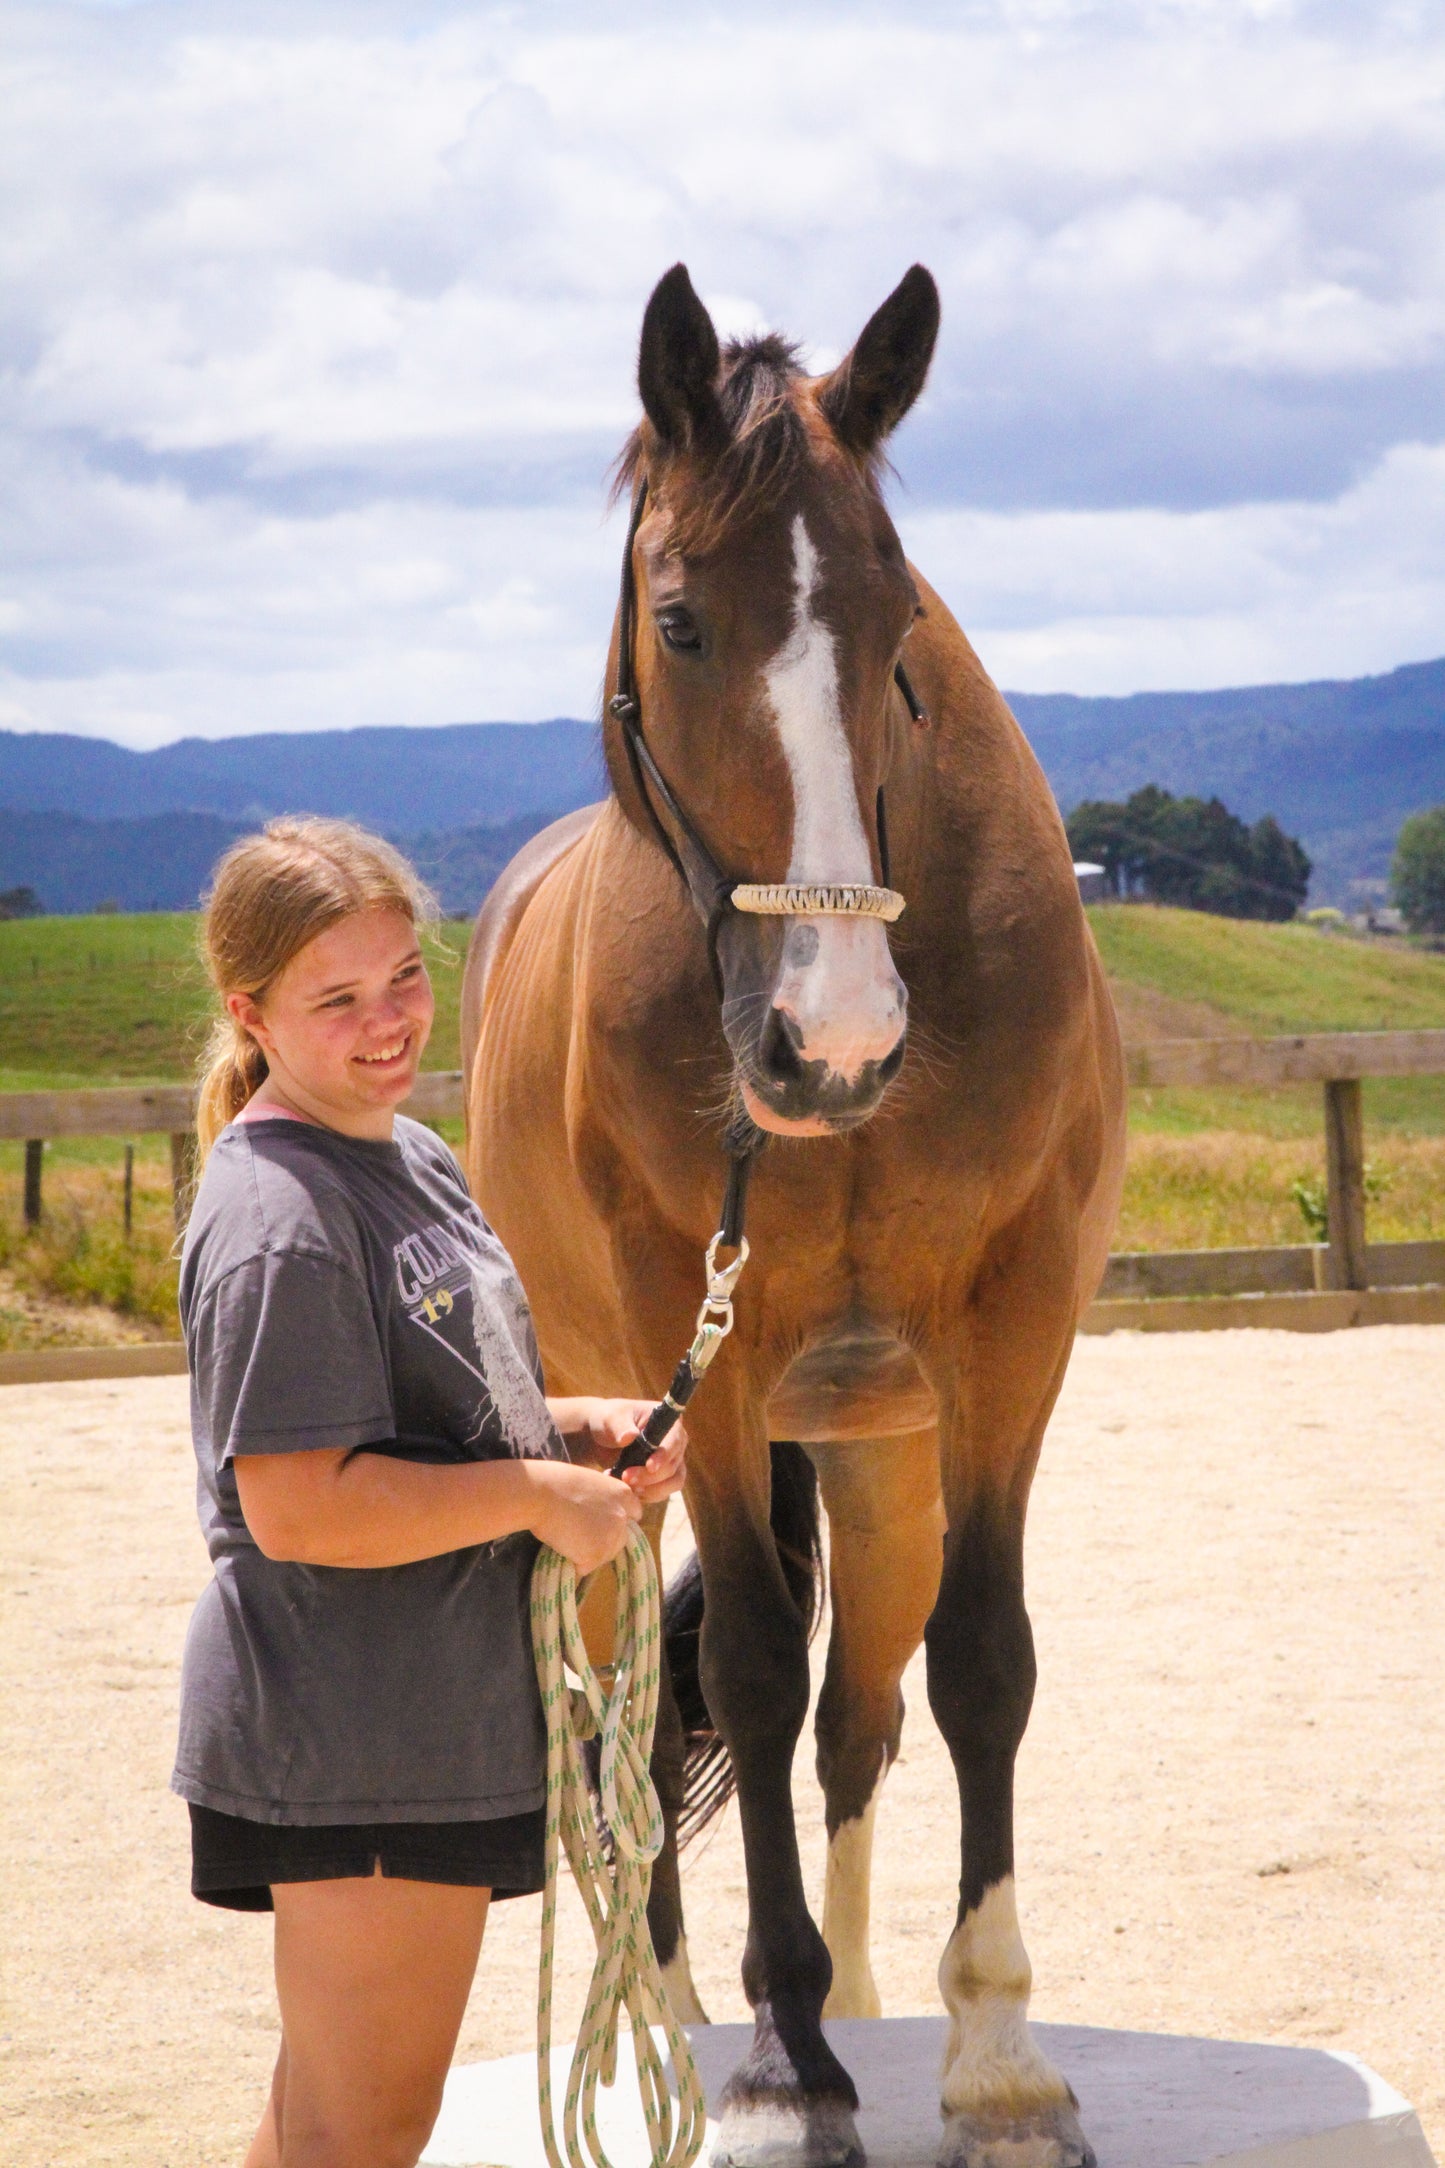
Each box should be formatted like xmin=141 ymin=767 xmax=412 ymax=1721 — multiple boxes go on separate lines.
xmin=228 ymin=906 xmax=435 ymax=1136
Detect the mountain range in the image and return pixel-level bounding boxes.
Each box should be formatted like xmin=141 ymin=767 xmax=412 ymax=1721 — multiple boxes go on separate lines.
xmin=2 ymin=657 xmax=1442 ymax=914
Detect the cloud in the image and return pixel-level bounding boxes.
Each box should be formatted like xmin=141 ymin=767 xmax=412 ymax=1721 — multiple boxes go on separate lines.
xmin=0 ymin=0 xmax=1443 ymax=743
xmin=903 ymin=439 xmax=1445 ymax=693
xmin=0 ymin=439 xmax=626 ymax=743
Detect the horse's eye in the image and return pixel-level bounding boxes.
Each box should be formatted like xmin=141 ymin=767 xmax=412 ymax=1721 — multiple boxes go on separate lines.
xmin=656 ymin=606 xmax=702 ymax=654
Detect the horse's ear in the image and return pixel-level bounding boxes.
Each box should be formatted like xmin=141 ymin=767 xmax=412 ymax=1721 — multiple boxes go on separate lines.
xmin=637 ymin=263 xmax=724 ymax=452
xmin=818 ymin=265 xmax=940 ymax=455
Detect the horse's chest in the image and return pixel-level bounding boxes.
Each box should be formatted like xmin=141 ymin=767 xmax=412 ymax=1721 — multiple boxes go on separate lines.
xmin=768 ymin=1324 xmax=936 ymax=1443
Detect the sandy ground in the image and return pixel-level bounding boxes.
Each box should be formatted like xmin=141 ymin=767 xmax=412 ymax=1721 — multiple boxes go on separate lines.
xmin=2 ymin=1330 xmax=1443 ymax=2166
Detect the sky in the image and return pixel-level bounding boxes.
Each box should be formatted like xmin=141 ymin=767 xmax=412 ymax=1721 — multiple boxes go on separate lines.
xmin=2 ymin=0 xmax=1445 ymax=748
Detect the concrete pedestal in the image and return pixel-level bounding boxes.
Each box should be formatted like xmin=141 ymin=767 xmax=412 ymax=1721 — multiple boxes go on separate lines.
xmin=421 ymin=2016 xmax=1435 ymax=2168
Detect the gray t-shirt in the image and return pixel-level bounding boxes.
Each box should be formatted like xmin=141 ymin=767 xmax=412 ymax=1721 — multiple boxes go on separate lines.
xmin=171 ymin=1113 xmax=568 ymax=1825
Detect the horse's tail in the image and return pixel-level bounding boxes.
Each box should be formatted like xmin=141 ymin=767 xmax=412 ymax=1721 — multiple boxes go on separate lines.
xmin=664 ymin=1439 xmax=825 ymax=1849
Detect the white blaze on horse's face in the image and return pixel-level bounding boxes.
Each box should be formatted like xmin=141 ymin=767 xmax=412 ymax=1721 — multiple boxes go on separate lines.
xmin=762 ymin=515 xmax=907 ymax=1089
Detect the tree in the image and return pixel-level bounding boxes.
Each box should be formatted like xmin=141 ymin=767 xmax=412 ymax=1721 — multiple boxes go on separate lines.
xmin=1065 ymin=786 xmax=1309 ymax=919
xmin=1245 ymin=816 xmax=1312 ymax=921
xmin=0 ymin=884 xmax=42 ymax=920
xmin=1391 ymin=806 xmax=1445 ymax=935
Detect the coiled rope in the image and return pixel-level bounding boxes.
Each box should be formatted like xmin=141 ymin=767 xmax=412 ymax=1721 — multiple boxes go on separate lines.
xmin=530 ymin=1525 xmax=709 ymax=2168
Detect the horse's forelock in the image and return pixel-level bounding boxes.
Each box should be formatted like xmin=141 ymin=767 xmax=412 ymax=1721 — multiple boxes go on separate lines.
xmin=612 ymin=332 xmax=869 ymax=555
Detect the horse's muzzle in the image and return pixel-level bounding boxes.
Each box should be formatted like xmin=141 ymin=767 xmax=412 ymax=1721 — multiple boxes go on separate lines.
xmin=742 ymin=1007 xmax=907 ymax=1133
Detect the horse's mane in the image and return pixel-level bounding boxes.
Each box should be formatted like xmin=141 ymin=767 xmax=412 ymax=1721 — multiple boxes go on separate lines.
xmin=613 ymin=333 xmax=826 ymax=554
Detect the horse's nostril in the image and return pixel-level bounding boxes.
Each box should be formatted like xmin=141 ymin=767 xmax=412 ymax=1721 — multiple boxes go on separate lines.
xmin=877 ymin=1033 xmax=907 ymax=1085
xmin=759 ymin=1005 xmax=808 ymax=1085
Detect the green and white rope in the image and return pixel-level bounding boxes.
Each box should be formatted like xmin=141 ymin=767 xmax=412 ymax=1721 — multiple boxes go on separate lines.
xmin=530 ymin=1525 xmax=709 ymax=2168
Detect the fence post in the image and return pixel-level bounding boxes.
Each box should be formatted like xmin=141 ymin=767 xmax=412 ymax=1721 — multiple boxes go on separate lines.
xmin=169 ymin=1132 xmax=197 ymax=1238
xmin=122 ymin=1144 xmax=134 ymax=1238
xmin=23 ymin=1139 xmax=42 ymax=1226
xmin=1324 ymin=1078 xmax=1367 ymax=1291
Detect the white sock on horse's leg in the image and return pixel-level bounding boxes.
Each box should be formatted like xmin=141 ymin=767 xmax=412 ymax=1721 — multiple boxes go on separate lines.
xmin=939 ymin=1875 xmax=1060 ymax=2105
xmin=658 ymin=1932 xmax=709 ymax=2027
xmin=821 ymin=1784 xmax=883 ymax=2019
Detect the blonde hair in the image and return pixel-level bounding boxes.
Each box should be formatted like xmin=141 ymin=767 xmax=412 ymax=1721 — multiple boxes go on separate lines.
xmin=195 ymin=817 xmax=437 ymax=1160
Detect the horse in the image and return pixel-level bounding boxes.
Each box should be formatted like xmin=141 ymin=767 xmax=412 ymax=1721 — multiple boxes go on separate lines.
xmin=462 ymin=262 xmax=1126 ymax=2168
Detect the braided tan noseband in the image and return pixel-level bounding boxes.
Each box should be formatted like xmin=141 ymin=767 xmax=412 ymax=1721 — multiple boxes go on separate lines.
xmin=730 ymin=882 xmax=905 ymax=923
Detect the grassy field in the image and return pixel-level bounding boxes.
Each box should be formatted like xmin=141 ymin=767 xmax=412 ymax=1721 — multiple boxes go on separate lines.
xmin=1087 ymin=904 xmax=1445 ymax=1034
xmin=1 ymin=902 xmax=1444 ymax=1345
xmin=0 ymin=1146 xmax=179 ymax=1347
xmin=5 ymin=902 xmax=1442 ymax=1090
xmin=1089 ymin=903 xmax=1445 ymax=1137
xmin=0 ymin=912 xmax=471 ymax=1091
xmin=0 ymin=912 xmax=471 ymax=1345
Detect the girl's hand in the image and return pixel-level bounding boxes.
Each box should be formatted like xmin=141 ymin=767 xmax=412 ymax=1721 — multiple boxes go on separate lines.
xmin=524 ymin=1461 xmax=643 ymax=1575
xmin=548 ymin=1396 xmax=689 ymax=1508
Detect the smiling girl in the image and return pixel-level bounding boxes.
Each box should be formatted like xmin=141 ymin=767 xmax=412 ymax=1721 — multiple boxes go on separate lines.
xmin=173 ymin=818 xmax=686 ymax=2168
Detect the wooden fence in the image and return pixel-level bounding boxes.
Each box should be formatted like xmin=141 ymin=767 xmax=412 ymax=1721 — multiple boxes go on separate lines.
xmin=1080 ymin=1029 xmax=1445 ymax=1331
xmin=4 ymin=1031 xmax=1445 ymax=1380
xmin=0 ymin=1071 xmax=462 ymax=1233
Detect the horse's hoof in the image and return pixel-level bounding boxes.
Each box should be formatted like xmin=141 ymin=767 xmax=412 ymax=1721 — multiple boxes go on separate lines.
xmin=714 ymin=2097 xmax=865 ymax=2168
xmin=939 ymin=2101 xmax=1095 ymax=2168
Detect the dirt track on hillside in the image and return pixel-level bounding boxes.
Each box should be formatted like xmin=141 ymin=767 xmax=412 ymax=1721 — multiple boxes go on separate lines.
xmin=3 ymin=1331 xmax=1443 ymax=2165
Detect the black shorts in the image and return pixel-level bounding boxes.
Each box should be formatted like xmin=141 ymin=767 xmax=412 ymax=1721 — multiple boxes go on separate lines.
xmin=189 ymin=1802 xmax=547 ymax=1912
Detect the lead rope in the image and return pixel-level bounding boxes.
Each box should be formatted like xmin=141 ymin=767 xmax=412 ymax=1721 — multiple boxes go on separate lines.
xmin=527 ymin=1138 xmax=758 ymax=2168
xmin=530 ymin=1527 xmax=707 ymax=2168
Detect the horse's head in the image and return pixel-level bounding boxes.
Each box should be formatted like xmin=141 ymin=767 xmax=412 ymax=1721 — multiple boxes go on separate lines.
xmin=607 ymin=262 xmax=940 ymax=1138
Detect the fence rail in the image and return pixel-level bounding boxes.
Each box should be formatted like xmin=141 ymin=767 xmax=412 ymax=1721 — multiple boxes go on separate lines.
xmin=9 ymin=1028 xmax=1445 ymax=1142
xmin=1100 ymin=1238 xmax=1445 ymax=1301
xmin=3 ymin=1034 xmax=1444 ymax=1379
xmin=1125 ymin=1028 xmax=1445 ymax=1088
xmin=0 ymin=1069 xmax=464 ymax=1143
xmin=0 ymin=1071 xmax=466 ymax=1234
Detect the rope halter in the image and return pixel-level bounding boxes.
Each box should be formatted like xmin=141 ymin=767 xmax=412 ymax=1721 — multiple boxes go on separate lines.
xmin=731 ymin=881 xmax=905 ymax=923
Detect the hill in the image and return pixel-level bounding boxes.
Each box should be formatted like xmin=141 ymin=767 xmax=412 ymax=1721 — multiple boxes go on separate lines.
xmin=0 ymin=913 xmax=470 ymax=1093
xmin=1085 ymin=903 xmax=1445 ymax=1036
xmin=6 ymin=906 xmax=1444 ymax=1328
xmin=1085 ymin=902 xmax=1445 ymax=1139
xmin=5 ymin=900 xmax=1445 ymax=1098
xmin=0 ymin=718 xmax=601 ymax=830
xmin=0 ymin=808 xmax=567 ymax=918
xmin=0 ymin=811 xmax=248 ymax=915
xmin=1011 ymin=656 xmax=1445 ymax=903
xmin=2 ymin=653 xmax=1444 ymax=908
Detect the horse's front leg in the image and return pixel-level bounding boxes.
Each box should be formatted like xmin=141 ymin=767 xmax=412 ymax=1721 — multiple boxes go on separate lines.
xmin=925 ymin=1248 xmax=1094 ymax=2168
xmin=812 ymin=1432 xmax=944 ymax=2020
xmin=690 ymin=1410 xmax=862 ymax=2168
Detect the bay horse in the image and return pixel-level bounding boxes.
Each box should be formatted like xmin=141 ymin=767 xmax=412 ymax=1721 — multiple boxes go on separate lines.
xmin=462 ymin=263 xmax=1126 ymax=2168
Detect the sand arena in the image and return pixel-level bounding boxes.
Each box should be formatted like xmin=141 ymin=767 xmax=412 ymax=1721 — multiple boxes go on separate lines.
xmin=2 ymin=1326 xmax=1442 ymax=2165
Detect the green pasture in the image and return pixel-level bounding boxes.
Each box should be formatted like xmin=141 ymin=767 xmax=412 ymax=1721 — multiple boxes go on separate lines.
xmin=0 ymin=915 xmax=468 ymax=1343
xmin=0 ymin=912 xmax=471 ymax=1093
xmin=1086 ymin=903 xmax=1445 ymax=1034
xmin=3 ymin=903 xmax=1445 ymax=1133
xmin=3 ymin=902 xmax=1445 ymax=1332
xmin=1086 ymin=903 xmax=1445 ymax=1136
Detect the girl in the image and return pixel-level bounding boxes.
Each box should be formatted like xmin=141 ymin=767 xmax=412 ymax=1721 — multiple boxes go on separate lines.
xmin=172 ymin=818 xmax=687 ymax=2168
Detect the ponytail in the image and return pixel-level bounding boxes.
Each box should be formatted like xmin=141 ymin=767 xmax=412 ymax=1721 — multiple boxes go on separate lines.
xmin=195 ymin=1019 xmax=271 ymax=1160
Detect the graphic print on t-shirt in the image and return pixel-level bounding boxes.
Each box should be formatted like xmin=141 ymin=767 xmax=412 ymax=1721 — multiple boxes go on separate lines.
xmin=392 ymin=1218 xmax=551 ymax=1455
xmin=467 ymin=1267 xmax=555 ymax=1459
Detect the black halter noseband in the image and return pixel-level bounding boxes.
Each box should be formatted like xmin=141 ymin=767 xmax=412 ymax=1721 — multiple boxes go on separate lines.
xmin=606 ymin=476 xmax=924 ymax=998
